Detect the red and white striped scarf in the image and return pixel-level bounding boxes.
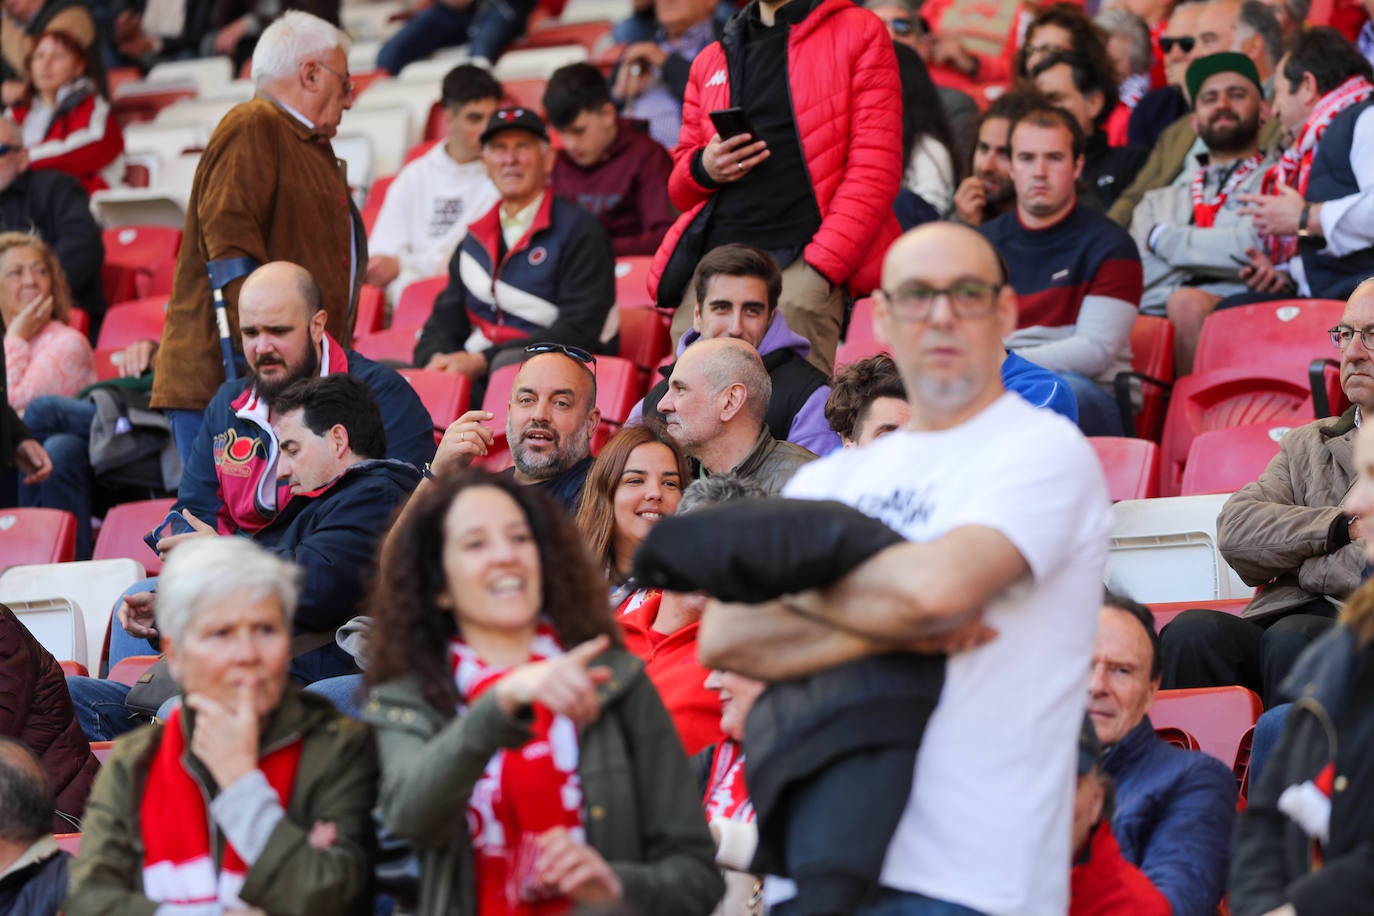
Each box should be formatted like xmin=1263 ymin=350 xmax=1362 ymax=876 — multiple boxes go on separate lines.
xmin=704 ymin=739 xmax=754 ymax=823
xmin=453 ymin=623 xmax=584 ymax=914
xmin=140 ymin=708 xmax=302 ymax=907
xmin=1262 ymin=75 xmax=1374 ymax=262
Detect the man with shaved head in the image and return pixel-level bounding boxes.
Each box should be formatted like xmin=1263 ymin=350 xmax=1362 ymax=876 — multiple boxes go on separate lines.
xmin=0 ymin=738 xmax=67 ymax=914
xmin=700 ymin=223 xmax=1111 ymax=914
xmin=657 ymin=337 xmax=815 ymax=495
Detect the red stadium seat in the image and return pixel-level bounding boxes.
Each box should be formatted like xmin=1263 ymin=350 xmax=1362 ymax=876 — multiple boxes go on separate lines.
xmin=1089 ymin=436 xmax=1161 ymax=501
xmin=102 ymin=226 xmax=182 ymax=305
xmin=1159 ymin=365 xmax=1315 ymax=496
xmin=92 ymin=497 xmax=175 ymax=575
xmin=614 ymin=256 xmax=654 ymax=309
xmin=0 ymin=508 xmax=76 ymax=569
xmin=111 ymin=86 xmax=196 ymax=128
xmin=67 ymin=307 xmax=89 ymax=336
xmin=483 ymin=354 xmax=641 ymax=442
xmin=108 ymin=654 xmax=161 ymax=687
xmin=1116 ymin=315 xmax=1175 ymax=442
xmin=1155 ymin=726 xmax=1201 ymax=752
xmin=54 ymin=833 xmax=82 ymax=855
xmin=503 ymin=77 xmax=550 ymax=116
xmin=361 ymin=173 xmax=396 ymax=235
xmin=1179 ymin=423 xmax=1287 ymax=496
xmin=89 ymin=740 xmax=114 ymax=764
xmin=58 ymin=660 xmax=89 ymax=677
xmin=845 ymin=296 xmax=878 ymax=342
xmin=617 ymin=307 xmax=672 ymax=380
xmin=354 ymin=326 xmax=422 ymax=365
xmin=96 ymin=297 xmax=168 ymax=351
xmin=1150 ymin=686 xmax=1263 ymax=771
xmin=356 ymin=284 xmax=386 ymax=336
xmin=405 ymin=138 xmax=440 ymax=166
xmin=1194 ymin=299 xmax=1344 ymax=375
xmin=400 ymin=368 xmax=472 ymax=442
xmin=1149 ymin=597 xmax=1249 ymax=633
xmin=393 ymin=275 xmax=448 ymax=330
xmin=514 ymin=20 xmax=612 ymax=53
xmin=834 ymin=337 xmax=890 ymax=372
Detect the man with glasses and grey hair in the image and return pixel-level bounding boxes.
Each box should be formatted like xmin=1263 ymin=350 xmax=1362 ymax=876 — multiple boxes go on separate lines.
xmin=699 ymin=222 xmax=1110 ymax=916
xmin=1160 ymin=280 xmax=1374 ymax=707
xmin=151 ymin=10 xmax=363 ymax=463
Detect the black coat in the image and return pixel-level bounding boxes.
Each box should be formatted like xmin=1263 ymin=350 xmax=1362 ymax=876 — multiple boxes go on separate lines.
xmin=1231 ymin=625 xmax=1374 ymax=916
xmin=0 ymin=171 xmax=106 ymax=331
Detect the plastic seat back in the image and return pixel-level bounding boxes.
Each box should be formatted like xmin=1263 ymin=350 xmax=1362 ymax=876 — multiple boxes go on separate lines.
xmin=1159 ymin=366 xmax=1315 ymax=496
xmin=108 ymin=654 xmax=161 ymax=687
xmin=1089 ymin=436 xmax=1161 ymax=501
xmin=101 ymin=226 xmax=182 ymax=305
xmin=617 ymin=307 xmax=671 ymax=377
xmin=93 ymin=498 xmax=175 ymax=574
xmin=845 ymin=296 xmax=878 ymax=342
xmin=2 ymin=597 xmax=85 ymax=669
xmin=1194 ymin=299 xmax=1344 ymax=375
xmin=400 ymin=369 xmax=472 ymax=442
xmin=354 ymin=326 xmax=421 ymax=365
xmin=1150 ymin=686 xmax=1263 ymax=770
xmin=1123 ymin=314 xmax=1175 ymax=441
xmin=393 ymin=275 xmax=449 ymax=330
xmin=95 ymin=296 xmax=169 ymax=352
xmin=1180 ymin=423 xmax=1288 ymax=496
xmin=614 ymin=256 xmax=655 ymax=309
xmin=0 ymin=509 xmax=76 ymax=568
xmin=0 ymin=558 xmax=147 ymax=672
xmin=1107 ymin=494 xmax=1253 ymax=603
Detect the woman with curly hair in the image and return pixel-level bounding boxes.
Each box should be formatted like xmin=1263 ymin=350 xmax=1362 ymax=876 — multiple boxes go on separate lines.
xmin=363 ymin=470 xmax=723 ymax=916
xmin=575 ymin=423 xmax=690 ymax=608
xmin=0 ymin=231 xmax=94 ymax=413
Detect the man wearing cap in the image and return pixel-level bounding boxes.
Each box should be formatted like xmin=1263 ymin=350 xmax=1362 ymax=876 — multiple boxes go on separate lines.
xmin=414 ymin=106 xmax=617 ymax=383
xmin=1133 ymin=52 xmax=1277 ymax=374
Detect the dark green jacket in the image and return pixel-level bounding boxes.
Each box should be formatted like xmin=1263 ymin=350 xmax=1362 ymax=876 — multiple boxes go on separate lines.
xmin=64 ymin=686 xmax=378 ymax=916
xmin=364 ymin=647 xmax=724 ymax=916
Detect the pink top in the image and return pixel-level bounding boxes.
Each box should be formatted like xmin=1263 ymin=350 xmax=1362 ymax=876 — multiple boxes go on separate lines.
xmin=5 ymin=319 xmax=97 ymax=413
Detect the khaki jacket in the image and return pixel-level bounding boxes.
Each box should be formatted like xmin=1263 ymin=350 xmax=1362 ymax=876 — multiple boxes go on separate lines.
xmin=706 ymin=425 xmax=816 ymax=497
xmin=64 ymin=687 xmax=378 ymax=916
xmin=1217 ymin=408 xmax=1365 ymax=622
xmin=151 ymin=97 xmax=364 ymax=411
xmin=364 ymin=648 xmax=724 ymax=916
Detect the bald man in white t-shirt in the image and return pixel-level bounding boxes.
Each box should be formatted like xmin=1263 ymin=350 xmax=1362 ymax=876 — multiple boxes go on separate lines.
xmin=699 ymin=222 xmax=1112 ymax=915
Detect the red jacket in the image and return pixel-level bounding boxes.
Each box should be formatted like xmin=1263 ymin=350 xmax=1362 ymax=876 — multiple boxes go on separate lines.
xmin=618 ymin=589 xmax=723 ymax=755
xmin=11 ymin=80 xmax=123 ymax=194
xmin=1070 ymin=819 xmax=1172 ymax=916
xmin=648 ymin=0 xmax=902 ymax=303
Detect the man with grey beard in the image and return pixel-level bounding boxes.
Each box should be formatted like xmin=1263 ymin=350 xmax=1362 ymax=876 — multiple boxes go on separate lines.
xmin=421 ymin=342 xmax=599 ymax=512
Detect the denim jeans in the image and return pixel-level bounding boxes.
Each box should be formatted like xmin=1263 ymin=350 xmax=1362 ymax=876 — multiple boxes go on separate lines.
xmin=1058 ymin=371 xmax=1125 ymax=437
xmin=375 ymin=0 xmax=534 ymax=73
xmin=18 ymin=396 xmax=98 ymax=559
xmin=1249 ymin=702 xmax=1292 ymax=786
xmin=775 ymin=889 xmax=986 ymax=916
xmin=166 ymin=409 xmax=205 ymax=469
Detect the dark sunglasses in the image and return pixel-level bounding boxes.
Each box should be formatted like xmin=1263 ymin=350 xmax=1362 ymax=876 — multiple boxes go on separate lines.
xmin=889 ymin=16 xmax=914 ymax=34
xmin=524 ymin=341 xmax=597 ymax=371
xmin=1158 ymin=35 xmax=1196 ymax=54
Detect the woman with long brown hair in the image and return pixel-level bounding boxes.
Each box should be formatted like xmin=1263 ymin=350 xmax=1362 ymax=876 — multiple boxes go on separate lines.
xmin=363 ymin=470 xmax=722 ymax=916
xmin=575 ymin=423 xmax=690 ymax=608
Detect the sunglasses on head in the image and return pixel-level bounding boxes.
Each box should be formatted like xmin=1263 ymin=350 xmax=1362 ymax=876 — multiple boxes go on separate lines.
xmin=1158 ymin=35 xmax=1195 ymax=53
xmin=524 ymin=342 xmax=597 ymax=371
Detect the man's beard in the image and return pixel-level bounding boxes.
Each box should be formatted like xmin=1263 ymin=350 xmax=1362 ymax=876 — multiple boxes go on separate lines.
xmin=1198 ymin=112 xmax=1261 ymax=157
xmin=251 ymin=346 xmax=319 ymax=408
xmin=511 ymin=419 xmax=590 ymax=480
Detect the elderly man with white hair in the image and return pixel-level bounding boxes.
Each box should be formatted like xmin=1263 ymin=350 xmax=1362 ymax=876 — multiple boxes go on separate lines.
xmin=150 ymin=9 xmax=365 ymax=462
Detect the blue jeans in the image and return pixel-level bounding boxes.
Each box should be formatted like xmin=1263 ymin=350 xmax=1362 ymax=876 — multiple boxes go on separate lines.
xmin=1250 ymin=702 xmax=1292 ymax=786
xmin=1058 ymin=371 xmax=1124 ymax=437
xmin=305 ymin=674 xmax=367 ymax=719
xmin=777 ymin=890 xmax=986 ymax=916
xmin=166 ymin=409 xmax=204 ymax=469
xmin=375 ymin=0 xmax=534 ymax=73
xmin=18 ymin=396 xmax=97 ymax=559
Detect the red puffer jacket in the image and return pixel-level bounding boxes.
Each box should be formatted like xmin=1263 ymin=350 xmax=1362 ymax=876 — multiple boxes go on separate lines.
xmin=0 ymin=603 xmax=98 ymax=831
xmin=648 ymin=0 xmax=903 ymax=304
xmin=10 ymin=79 xmax=124 ymax=194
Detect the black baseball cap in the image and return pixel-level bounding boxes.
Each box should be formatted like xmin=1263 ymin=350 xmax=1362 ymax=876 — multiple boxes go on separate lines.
xmin=1186 ymin=52 xmax=1263 ymax=105
xmin=480 ymin=107 xmax=549 ymax=145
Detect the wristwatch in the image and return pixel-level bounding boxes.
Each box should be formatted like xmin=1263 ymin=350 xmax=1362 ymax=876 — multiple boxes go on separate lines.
xmin=1297 ymin=203 xmax=1313 ymax=239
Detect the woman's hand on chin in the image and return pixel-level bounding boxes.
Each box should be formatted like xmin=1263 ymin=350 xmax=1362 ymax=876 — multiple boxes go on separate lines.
xmin=534 ymin=826 xmax=623 ymax=903
xmin=185 ymin=682 xmax=261 ymax=788
xmin=5 ymin=294 xmax=51 ymax=342
xmin=494 ymin=634 xmax=613 ymax=726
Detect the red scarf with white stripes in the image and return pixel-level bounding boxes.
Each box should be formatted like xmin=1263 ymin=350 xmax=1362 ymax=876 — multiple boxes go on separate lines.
xmin=1262 ymin=75 xmax=1374 ymax=262
xmin=140 ymin=708 xmax=302 ymax=906
xmin=452 ymin=623 xmax=583 ymax=914
xmin=704 ymin=739 xmax=754 ymax=823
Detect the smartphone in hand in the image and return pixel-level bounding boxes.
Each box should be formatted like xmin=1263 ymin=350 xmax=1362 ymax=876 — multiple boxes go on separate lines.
xmin=709 ymin=107 xmax=757 ymax=140
xmin=143 ymin=510 xmax=196 ymax=555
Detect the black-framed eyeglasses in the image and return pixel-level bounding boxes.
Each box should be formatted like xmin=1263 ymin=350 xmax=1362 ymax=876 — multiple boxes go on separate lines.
xmin=524 ymin=342 xmax=597 ymax=371
xmin=889 ymin=16 xmax=914 ymax=35
xmin=1024 ymin=42 xmax=1068 ymax=59
xmin=879 ymin=282 xmax=1003 ymax=320
xmin=1330 ymin=325 xmax=1374 ymax=351
xmin=1158 ymin=35 xmax=1195 ymax=54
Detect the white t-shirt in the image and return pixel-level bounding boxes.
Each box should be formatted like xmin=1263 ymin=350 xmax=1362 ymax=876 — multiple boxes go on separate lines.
xmin=367 ymin=142 xmax=501 ymax=304
xmin=782 ymin=393 xmax=1111 ymax=916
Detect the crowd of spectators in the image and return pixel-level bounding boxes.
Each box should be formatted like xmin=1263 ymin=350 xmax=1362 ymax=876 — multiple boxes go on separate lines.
xmin=5 ymin=0 xmax=1374 ymax=913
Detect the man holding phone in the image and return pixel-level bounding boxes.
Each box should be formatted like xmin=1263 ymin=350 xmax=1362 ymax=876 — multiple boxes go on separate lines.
xmin=648 ymin=0 xmax=903 ymax=378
